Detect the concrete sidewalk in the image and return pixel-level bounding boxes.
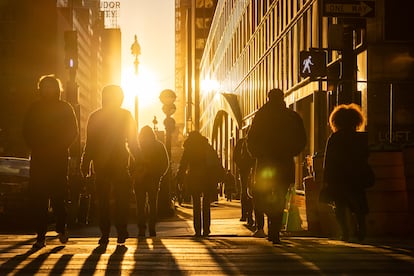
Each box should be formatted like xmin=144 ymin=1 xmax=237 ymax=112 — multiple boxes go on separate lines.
xmin=1 ymin=197 xmax=414 ymax=275
xmin=68 ymin=197 xmax=256 ymax=239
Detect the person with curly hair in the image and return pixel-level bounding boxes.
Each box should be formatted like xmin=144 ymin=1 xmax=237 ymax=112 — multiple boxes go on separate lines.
xmin=323 ymin=103 xmax=374 ymax=242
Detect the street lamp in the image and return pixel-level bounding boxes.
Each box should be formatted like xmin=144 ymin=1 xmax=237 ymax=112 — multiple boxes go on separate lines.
xmin=131 ymin=34 xmax=141 ymax=130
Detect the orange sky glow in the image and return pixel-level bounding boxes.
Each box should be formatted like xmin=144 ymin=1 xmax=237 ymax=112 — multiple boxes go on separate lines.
xmin=118 ymin=0 xmax=175 ymax=131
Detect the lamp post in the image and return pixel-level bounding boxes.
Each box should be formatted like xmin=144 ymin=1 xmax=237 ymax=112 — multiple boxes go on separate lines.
xmin=131 ymin=34 xmax=141 ymax=130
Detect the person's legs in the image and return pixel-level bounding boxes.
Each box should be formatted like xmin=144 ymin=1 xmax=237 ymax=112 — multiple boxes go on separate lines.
xmin=202 ymin=195 xmax=211 ymax=236
xmin=114 ymin=174 xmax=131 ymax=243
xmin=50 ymin=186 xmax=68 ymax=243
xmin=267 ymin=185 xmax=288 ymax=243
xmin=355 ymin=212 xmax=366 ymax=241
xmin=192 ymin=193 xmax=202 ymax=236
xmin=30 ymin=187 xmax=49 ymax=247
xmin=240 ymin=171 xmax=254 ymax=225
xmin=334 ymin=199 xmax=349 ymax=241
xmin=29 ymin=170 xmax=51 ymax=248
xmin=240 ymin=172 xmax=248 ymax=220
xmin=95 ymin=175 xmax=111 ymax=244
xmin=147 ymin=188 xmax=159 ymax=236
xmin=350 ymin=191 xmax=368 ymax=242
xmin=135 ymin=185 xmax=147 ymax=236
xmin=245 ymin=196 xmax=254 ymax=225
xmin=253 ymin=195 xmax=266 ymax=237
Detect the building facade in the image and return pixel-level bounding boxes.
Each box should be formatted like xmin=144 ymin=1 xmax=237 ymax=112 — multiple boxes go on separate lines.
xmin=0 ymin=0 xmax=122 ymax=160
xmin=194 ymin=0 xmax=414 ymax=235
xmin=198 ymin=0 xmax=414 ymax=184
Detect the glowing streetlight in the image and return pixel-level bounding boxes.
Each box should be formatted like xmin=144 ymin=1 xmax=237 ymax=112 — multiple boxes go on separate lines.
xmin=131 ymin=34 xmax=141 ymax=129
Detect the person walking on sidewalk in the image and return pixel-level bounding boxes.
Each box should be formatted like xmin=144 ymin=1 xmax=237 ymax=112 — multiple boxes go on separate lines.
xmin=22 ymin=75 xmax=78 ymax=249
xmin=224 ymin=170 xmax=236 ymax=202
xmin=81 ymin=85 xmax=140 ymax=246
xmin=323 ymin=103 xmax=373 ymax=242
xmin=234 ymin=136 xmax=255 ymax=226
xmin=247 ymin=88 xmax=306 ymax=243
xmin=176 ymin=131 xmax=225 ymax=237
xmin=134 ymin=125 xmax=169 ymax=237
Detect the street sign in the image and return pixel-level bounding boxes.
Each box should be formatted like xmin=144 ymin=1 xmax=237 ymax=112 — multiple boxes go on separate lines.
xmin=323 ymin=0 xmax=375 ymax=18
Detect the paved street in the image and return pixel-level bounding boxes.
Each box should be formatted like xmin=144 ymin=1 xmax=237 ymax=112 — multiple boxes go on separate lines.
xmin=1 ymin=199 xmax=414 ymax=275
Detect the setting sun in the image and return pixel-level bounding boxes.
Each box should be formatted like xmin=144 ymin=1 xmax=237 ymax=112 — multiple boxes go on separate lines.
xmin=121 ymin=65 xmax=164 ymax=130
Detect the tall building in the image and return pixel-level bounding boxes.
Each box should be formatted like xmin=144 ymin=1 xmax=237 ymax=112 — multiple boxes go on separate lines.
xmin=0 ymin=0 xmax=122 ymax=159
xmin=175 ymin=0 xmax=218 ymax=136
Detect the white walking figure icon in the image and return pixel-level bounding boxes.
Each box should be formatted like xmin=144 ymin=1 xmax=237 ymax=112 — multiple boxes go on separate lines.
xmin=302 ymin=55 xmax=313 ymax=74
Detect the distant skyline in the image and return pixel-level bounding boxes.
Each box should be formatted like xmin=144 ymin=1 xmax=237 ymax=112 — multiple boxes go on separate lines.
xmin=118 ymin=0 xmax=175 ymax=131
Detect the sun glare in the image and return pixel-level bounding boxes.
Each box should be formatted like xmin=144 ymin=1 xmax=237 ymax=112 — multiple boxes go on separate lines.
xmin=121 ymin=65 xmax=164 ymax=129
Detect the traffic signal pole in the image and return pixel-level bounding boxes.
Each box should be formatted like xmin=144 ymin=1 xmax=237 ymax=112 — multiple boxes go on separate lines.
xmin=158 ymin=89 xmax=177 ymax=218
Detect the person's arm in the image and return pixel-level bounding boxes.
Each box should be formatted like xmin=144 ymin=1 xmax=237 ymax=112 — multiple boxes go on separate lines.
xmin=159 ymin=142 xmax=170 ymax=177
xmin=22 ymin=105 xmax=35 ymax=149
xmin=323 ymin=135 xmax=336 ymax=186
xmin=126 ymin=111 xmax=140 ymax=162
xmin=80 ymin=114 xmax=94 ymax=177
xmin=62 ymin=103 xmax=79 ymax=149
xmin=246 ymin=115 xmax=261 ymax=158
xmin=176 ymin=150 xmax=189 ymax=184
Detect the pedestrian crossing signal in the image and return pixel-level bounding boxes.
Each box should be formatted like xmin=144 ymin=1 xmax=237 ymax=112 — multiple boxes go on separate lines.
xmin=300 ymin=50 xmax=327 ymax=79
xmin=64 ymin=31 xmax=78 ymax=69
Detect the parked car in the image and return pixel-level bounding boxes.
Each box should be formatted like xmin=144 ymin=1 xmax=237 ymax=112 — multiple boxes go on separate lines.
xmin=0 ymin=157 xmax=31 ymax=221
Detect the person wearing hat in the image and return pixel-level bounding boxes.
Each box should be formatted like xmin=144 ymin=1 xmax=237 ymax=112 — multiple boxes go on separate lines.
xmin=23 ymin=74 xmax=78 ymax=249
xmin=247 ymin=88 xmax=306 ymax=244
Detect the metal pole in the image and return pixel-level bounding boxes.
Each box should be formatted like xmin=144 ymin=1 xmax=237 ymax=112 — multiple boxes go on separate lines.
xmin=131 ymin=34 xmax=141 ymax=131
xmin=135 ymin=95 xmax=139 ymax=131
xmin=389 ymin=83 xmax=393 ymax=144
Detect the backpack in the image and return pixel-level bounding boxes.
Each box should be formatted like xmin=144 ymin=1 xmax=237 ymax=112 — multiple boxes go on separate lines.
xmin=206 ymin=145 xmax=225 ymax=184
xmin=248 ymin=107 xmax=307 ymax=159
xmin=234 ymin=138 xmax=255 ymax=171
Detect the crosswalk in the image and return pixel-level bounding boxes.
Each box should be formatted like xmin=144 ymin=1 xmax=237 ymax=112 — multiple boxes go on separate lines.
xmin=1 ymin=235 xmax=414 ymax=275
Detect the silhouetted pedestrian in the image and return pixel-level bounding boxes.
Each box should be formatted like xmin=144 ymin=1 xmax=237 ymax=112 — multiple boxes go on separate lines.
xmin=248 ymin=88 xmax=306 ymax=243
xmin=22 ymin=75 xmax=78 ymax=249
xmin=135 ymin=125 xmax=169 ymax=237
xmin=323 ymin=103 xmax=374 ymax=242
xmin=234 ymin=136 xmax=255 ymax=225
xmin=176 ymin=131 xmax=225 ymax=237
xmin=80 ymin=85 xmax=139 ymax=246
xmin=224 ymin=170 xmax=236 ymax=201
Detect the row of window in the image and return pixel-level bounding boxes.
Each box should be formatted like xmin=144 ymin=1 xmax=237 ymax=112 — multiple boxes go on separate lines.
xmin=200 ymin=0 xmax=324 ymax=125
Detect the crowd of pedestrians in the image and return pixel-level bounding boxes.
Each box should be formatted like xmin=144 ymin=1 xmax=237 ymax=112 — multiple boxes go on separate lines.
xmin=22 ymin=75 xmax=372 ymax=249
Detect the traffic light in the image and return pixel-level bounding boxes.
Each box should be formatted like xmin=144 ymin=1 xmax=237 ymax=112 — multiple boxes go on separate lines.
xmin=160 ymin=89 xmax=177 ymax=115
xmin=299 ymin=50 xmax=327 ymax=79
xmin=64 ymin=30 xmax=78 ymax=69
xmin=160 ymin=89 xmax=177 ymax=131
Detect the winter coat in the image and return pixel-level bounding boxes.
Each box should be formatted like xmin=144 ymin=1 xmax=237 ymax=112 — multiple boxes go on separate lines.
xmin=177 ymin=132 xmax=224 ymax=196
xmin=247 ymin=99 xmax=306 ymax=185
xmin=234 ymin=138 xmax=255 ymax=173
xmin=323 ymin=130 xmax=371 ymax=213
xmin=81 ymin=107 xmax=139 ymax=175
xmin=23 ymin=98 xmax=78 ymax=180
xmin=136 ymin=126 xmax=169 ymax=190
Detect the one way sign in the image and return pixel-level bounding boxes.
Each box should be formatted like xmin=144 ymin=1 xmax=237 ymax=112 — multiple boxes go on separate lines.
xmin=322 ymin=0 xmax=375 ymax=18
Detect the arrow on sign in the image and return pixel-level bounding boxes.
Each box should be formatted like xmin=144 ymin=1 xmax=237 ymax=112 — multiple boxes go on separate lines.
xmin=325 ymin=1 xmax=374 ymax=17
